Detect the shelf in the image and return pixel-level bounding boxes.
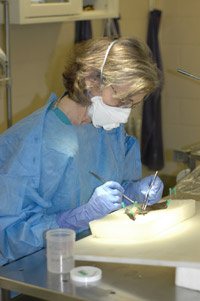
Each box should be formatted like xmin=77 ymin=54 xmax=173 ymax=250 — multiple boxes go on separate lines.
xmin=0 ymin=0 xmax=119 ymax=24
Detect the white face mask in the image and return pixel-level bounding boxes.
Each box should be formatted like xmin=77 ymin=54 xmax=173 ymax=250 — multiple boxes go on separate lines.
xmin=87 ymin=95 xmax=131 ymax=131
xmin=87 ymin=40 xmax=131 ymax=130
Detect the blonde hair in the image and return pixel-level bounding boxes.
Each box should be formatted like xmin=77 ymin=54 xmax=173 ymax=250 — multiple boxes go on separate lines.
xmin=62 ymin=37 xmax=160 ymax=106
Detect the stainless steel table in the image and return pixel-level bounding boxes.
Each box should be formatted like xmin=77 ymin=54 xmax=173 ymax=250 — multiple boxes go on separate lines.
xmin=1 ymin=248 xmax=200 ymax=301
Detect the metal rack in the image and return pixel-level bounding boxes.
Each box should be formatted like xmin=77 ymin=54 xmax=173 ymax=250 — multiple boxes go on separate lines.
xmin=0 ymin=0 xmax=12 ymax=128
xmin=173 ymin=141 xmax=200 ymax=171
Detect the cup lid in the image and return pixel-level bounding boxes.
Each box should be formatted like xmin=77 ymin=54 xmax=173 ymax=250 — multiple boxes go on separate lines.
xmin=70 ymin=266 xmax=102 ymax=283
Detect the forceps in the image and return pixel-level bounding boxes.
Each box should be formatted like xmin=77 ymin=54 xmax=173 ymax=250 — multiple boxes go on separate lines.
xmin=89 ymin=171 xmax=136 ymax=205
xmin=142 ymin=171 xmax=158 ymax=210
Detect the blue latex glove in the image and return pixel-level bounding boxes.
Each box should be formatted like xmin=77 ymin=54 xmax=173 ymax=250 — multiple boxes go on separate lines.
xmin=56 ymin=181 xmax=124 ymax=230
xmin=123 ymin=175 xmax=164 ymax=206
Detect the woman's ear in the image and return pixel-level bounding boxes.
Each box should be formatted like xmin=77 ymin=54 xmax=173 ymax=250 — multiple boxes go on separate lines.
xmin=85 ymin=76 xmax=99 ymax=86
xmin=85 ymin=76 xmax=100 ymax=94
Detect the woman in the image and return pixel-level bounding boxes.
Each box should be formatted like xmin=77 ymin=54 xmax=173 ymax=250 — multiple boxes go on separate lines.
xmin=0 ymin=37 xmax=163 ymax=265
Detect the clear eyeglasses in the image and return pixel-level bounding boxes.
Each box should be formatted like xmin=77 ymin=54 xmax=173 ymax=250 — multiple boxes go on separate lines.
xmin=110 ymin=85 xmax=144 ymax=109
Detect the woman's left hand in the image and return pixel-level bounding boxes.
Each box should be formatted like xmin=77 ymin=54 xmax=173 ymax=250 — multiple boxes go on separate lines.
xmin=124 ymin=175 xmax=164 ymax=206
xmin=140 ymin=175 xmax=164 ymax=205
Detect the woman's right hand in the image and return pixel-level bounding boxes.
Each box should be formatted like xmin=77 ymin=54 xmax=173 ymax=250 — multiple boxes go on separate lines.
xmin=88 ymin=181 xmax=124 ymax=216
xmin=56 ymin=181 xmax=124 ymax=229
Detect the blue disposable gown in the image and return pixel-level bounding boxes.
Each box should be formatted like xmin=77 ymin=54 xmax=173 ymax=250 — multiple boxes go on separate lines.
xmin=0 ymin=93 xmax=141 ymax=265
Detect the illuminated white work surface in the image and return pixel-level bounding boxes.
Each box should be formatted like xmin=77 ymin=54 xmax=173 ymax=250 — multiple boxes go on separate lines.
xmin=75 ymin=201 xmax=200 ymax=269
xmin=89 ymin=199 xmax=195 ymax=240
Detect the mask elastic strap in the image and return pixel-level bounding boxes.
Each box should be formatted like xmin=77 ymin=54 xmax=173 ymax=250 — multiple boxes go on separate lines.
xmin=100 ymin=39 xmax=118 ymax=96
